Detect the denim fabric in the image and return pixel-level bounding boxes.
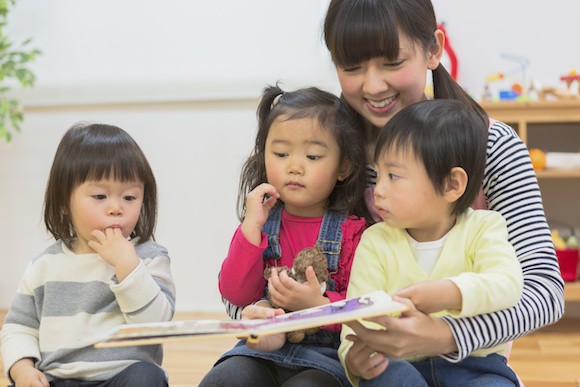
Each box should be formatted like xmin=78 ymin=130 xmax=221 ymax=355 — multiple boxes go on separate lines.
xmin=262 ymin=202 xmax=284 ymax=260
xmin=199 ymin=355 xmax=341 ymax=387
xmin=226 ymin=205 xmax=351 ymax=385
xmin=42 ymin=362 xmax=167 ymax=387
xmin=262 ymin=204 xmax=346 ymax=349
xmin=360 ymin=354 xmax=519 ymax=387
xmin=262 ymin=203 xmax=347 ymax=292
xmin=213 ymin=340 xmax=350 ymax=387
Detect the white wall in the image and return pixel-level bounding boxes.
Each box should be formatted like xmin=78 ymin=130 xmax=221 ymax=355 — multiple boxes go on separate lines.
xmin=1 ymin=1 xmax=579 ymax=312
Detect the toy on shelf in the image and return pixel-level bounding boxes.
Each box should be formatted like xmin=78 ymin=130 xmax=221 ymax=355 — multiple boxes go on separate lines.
xmin=530 ymin=69 xmax=580 ymax=101
xmin=482 ymin=53 xmax=530 ymax=102
xmin=560 ymin=69 xmax=580 ymax=90
xmin=550 ymin=220 xmax=579 ymax=282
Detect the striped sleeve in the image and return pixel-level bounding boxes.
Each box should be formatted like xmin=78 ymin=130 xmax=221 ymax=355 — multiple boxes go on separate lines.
xmin=221 ymin=295 xmax=243 ymax=320
xmin=440 ymin=121 xmax=565 ymax=361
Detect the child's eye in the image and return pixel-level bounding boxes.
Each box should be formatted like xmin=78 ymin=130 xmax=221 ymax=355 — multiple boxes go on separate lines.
xmin=92 ymin=194 xmax=106 ymax=200
xmin=388 ymin=173 xmax=400 ymax=181
xmin=124 ymin=195 xmax=137 ymax=201
xmin=274 ymin=152 xmax=287 ymax=158
xmin=307 ymin=155 xmax=322 ymax=161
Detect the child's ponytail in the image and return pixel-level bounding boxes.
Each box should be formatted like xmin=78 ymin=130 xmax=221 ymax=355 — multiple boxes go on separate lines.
xmin=237 ymin=84 xmax=286 ymax=221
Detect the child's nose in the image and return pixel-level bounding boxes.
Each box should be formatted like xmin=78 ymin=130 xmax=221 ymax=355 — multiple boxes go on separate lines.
xmin=288 ymin=158 xmax=304 ymax=174
xmin=373 ymin=182 xmax=385 ymax=199
xmin=108 ymin=200 xmax=123 ymax=215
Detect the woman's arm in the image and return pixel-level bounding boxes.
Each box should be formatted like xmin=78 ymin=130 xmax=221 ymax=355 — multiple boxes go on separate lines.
xmin=441 ymin=122 xmax=564 ymax=361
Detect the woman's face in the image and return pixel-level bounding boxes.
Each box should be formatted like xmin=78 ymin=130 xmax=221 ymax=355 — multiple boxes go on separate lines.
xmin=335 ymin=32 xmax=442 ymax=130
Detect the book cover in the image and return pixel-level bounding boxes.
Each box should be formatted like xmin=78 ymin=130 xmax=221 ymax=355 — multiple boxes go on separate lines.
xmin=95 ymin=290 xmax=407 ymax=348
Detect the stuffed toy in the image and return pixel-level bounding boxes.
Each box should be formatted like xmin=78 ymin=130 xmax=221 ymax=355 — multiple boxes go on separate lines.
xmin=263 ymin=245 xmax=328 ymax=343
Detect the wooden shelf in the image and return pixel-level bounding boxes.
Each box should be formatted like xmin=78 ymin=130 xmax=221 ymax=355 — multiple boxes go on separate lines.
xmin=481 ymin=100 xmax=580 ymax=146
xmin=564 ymin=281 xmax=580 ymax=302
xmin=481 ymin=100 xmax=580 ymax=124
xmin=537 ymin=168 xmax=580 ymax=179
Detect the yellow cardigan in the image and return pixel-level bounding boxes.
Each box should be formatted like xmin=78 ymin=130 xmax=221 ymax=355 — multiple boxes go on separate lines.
xmin=340 ymin=208 xmax=523 ymax=385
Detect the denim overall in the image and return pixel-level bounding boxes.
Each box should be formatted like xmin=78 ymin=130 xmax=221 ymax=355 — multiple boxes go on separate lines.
xmin=215 ymin=203 xmax=351 ymax=387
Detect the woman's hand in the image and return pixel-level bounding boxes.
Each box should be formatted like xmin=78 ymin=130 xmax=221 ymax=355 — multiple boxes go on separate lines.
xmin=344 ymin=335 xmax=388 ymax=380
xmin=241 ymin=183 xmax=280 ymax=245
xmin=345 ymin=297 xmax=457 ymax=358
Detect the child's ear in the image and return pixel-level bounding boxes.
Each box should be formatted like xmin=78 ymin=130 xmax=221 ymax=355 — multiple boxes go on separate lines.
xmin=444 ymin=167 xmax=468 ymax=203
xmin=337 ymin=161 xmax=352 ymax=182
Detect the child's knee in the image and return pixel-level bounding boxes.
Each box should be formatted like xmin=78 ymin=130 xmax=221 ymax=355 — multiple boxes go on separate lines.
xmin=119 ymin=362 xmax=167 ymax=386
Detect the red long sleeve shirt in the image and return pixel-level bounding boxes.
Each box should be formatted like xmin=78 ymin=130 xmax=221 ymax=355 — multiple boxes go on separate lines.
xmin=219 ymin=210 xmax=366 ymax=314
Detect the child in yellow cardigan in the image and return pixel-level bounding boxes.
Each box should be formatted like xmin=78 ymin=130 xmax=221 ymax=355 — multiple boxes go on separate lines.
xmin=341 ymin=100 xmax=523 ymax=386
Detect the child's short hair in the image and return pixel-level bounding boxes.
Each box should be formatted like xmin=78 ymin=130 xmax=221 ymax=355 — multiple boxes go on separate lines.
xmin=374 ymin=99 xmax=488 ymax=214
xmin=44 ymin=122 xmax=157 ymax=247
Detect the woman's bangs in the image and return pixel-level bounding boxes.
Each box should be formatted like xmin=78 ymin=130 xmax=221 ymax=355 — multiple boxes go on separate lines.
xmin=330 ymin=6 xmax=400 ymax=67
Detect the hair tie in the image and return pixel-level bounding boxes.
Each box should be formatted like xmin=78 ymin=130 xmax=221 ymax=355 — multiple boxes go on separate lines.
xmin=270 ymin=92 xmax=284 ymax=110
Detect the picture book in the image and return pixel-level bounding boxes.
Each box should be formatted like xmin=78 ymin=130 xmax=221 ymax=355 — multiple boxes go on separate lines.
xmin=95 ymin=290 xmax=407 ymax=348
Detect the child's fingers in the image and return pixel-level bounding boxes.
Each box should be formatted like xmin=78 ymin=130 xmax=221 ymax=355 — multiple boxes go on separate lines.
xmin=262 ymin=195 xmax=278 ymax=210
xmin=304 ymin=266 xmax=320 ymax=287
xmin=269 ymin=267 xmax=292 ymax=290
xmin=277 ymin=269 xmax=299 ymax=290
xmin=251 ymin=183 xmax=279 ymax=202
xmin=242 ymin=304 xmax=274 ymax=319
xmin=90 ymin=229 xmax=106 ymax=241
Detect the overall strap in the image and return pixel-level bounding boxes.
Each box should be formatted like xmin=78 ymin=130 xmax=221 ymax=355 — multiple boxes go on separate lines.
xmin=316 ymin=210 xmax=347 ymax=292
xmin=262 ymin=202 xmax=284 ymax=260
xmin=262 ymin=205 xmax=348 ymax=292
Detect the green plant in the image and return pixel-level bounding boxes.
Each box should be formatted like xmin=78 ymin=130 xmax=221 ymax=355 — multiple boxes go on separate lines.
xmin=0 ymin=0 xmax=40 ymax=142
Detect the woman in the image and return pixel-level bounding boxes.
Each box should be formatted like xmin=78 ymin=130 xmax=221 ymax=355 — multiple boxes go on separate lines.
xmin=322 ymin=0 xmax=564 ymax=380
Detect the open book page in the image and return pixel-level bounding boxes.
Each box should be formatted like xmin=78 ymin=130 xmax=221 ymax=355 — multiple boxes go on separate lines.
xmin=95 ymin=290 xmax=407 ymax=348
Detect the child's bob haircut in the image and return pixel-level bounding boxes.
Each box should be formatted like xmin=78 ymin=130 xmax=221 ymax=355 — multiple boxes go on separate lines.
xmin=374 ymin=99 xmax=488 ymax=215
xmin=44 ymin=122 xmax=157 ymax=248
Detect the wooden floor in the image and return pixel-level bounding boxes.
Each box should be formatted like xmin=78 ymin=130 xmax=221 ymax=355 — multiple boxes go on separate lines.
xmin=1 ymin=309 xmax=579 ymax=386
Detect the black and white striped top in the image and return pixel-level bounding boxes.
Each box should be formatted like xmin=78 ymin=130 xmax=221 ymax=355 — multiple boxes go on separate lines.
xmin=438 ymin=120 xmax=564 ymax=361
xmin=221 ymin=120 xmax=565 ymax=360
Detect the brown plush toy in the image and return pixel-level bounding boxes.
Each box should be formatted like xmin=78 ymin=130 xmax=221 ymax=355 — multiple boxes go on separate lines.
xmin=263 ymin=245 xmax=329 ymax=343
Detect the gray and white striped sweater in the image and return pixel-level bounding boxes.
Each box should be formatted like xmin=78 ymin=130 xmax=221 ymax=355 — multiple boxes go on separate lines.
xmin=1 ymin=240 xmax=175 ymax=382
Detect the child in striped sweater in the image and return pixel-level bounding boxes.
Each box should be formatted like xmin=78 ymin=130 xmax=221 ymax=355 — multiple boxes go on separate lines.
xmin=1 ymin=122 xmax=175 ymax=387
